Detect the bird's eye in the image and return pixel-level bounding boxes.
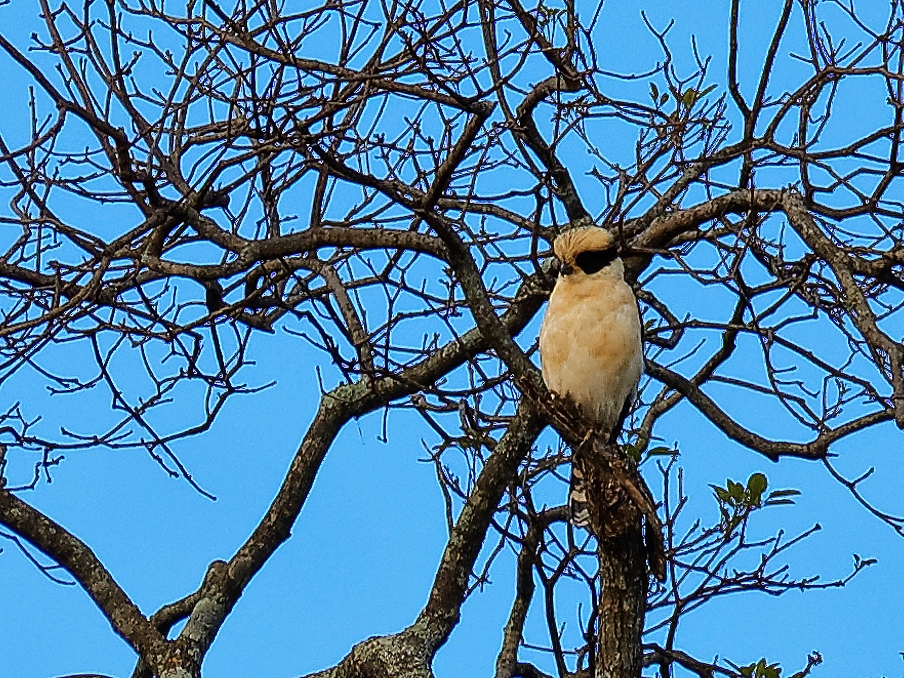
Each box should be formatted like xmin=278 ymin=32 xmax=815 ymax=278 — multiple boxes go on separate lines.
xmin=575 ymin=248 xmax=618 ymax=274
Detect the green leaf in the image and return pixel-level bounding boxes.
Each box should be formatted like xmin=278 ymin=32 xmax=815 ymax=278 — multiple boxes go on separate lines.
xmin=747 ymin=472 xmax=768 ymax=505
xmin=623 ymin=443 xmax=641 ymax=462
xmin=728 ymin=479 xmax=745 ymax=502
xmin=765 ymin=488 xmax=801 ymax=506
xmin=768 ymin=489 xmax=802 ymax=498
xmin=650 ymin=82 xmax=659 ymax=102
xmin=712 ymin=484 xmax=730 ymax=502
xmin=738 ymin=658 xmax=782 ymax=678
xmin=660 ymin=92 xmax=669 ymax=105
xmin=646 ymin=445 xmax=676 ymax=457
xmin=747 ymin=473 xmax=768 ymax=494
xmin=681 ymin=89 xmax=697 ymax=109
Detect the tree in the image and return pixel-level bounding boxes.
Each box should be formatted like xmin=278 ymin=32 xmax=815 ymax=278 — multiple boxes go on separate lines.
xmin=0 ymin=0 xmax=901 ymax=676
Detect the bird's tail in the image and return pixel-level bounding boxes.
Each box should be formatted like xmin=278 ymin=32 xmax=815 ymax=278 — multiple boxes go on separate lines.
xmin=569 ymin=446 xmax=668 ymax=581
xmin=569 ymin=463 xmax=592 ymax=529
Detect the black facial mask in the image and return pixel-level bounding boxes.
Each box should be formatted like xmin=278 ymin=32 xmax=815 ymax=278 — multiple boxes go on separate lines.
xmin=574 ymin=248 xmax=618 ymax=275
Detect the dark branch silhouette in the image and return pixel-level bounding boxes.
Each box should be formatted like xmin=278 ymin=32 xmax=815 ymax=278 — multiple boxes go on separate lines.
xmin=0 ymin=1 xmax=900 ymax=676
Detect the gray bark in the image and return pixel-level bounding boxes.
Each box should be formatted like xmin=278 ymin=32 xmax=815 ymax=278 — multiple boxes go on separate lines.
xmin=597 ymin=523 xmax=647 ymax=678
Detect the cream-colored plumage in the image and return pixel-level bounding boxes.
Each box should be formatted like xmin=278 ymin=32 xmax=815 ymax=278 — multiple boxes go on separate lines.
xmin=539 ymin=227 xmax=643 ymax=530
xmin=539 ymin=227 xmax=642 ymax=438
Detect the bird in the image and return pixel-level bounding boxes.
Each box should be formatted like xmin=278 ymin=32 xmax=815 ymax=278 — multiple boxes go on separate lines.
xmin=538 ymin=226 xmax=644 ymax=530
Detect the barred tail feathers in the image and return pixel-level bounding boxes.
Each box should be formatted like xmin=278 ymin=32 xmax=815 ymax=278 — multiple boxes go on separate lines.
xmin=569 ymin=462 xmax=592 ymax=529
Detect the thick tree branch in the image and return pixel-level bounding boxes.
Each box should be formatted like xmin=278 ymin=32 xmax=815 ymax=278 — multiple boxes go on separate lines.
xmin=0 ymin=490 xmax=167 ymax=664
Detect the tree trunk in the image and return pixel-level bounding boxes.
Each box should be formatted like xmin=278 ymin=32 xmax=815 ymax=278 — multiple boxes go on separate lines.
xmin=159 ymin=669 xmax=196 ymax=678
xmin=596 ymin=519 xmax=646 ymax=678
xmin=573 ymin=438 xmax=650 ymax=678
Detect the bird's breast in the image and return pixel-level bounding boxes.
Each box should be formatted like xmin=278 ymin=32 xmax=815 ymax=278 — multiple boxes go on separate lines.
xmin=539 ymin=275 xmax=642 ymax=432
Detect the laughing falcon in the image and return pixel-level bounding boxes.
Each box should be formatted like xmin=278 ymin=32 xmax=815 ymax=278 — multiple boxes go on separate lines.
xmin=538 ymin=226 xmax=643 ymax=528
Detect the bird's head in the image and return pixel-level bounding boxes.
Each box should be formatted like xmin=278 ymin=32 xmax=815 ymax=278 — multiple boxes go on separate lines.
xmin=553 ymin=227 xmax=623 ymax=278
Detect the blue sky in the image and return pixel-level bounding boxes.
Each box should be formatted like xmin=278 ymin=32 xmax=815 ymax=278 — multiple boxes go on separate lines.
xmin=1 ymin=1 xmax=903 ymax=677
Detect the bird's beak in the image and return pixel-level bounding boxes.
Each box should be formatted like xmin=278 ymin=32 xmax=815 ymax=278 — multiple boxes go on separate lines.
xmin=560 ymin=262 xmax=574 ymax=276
